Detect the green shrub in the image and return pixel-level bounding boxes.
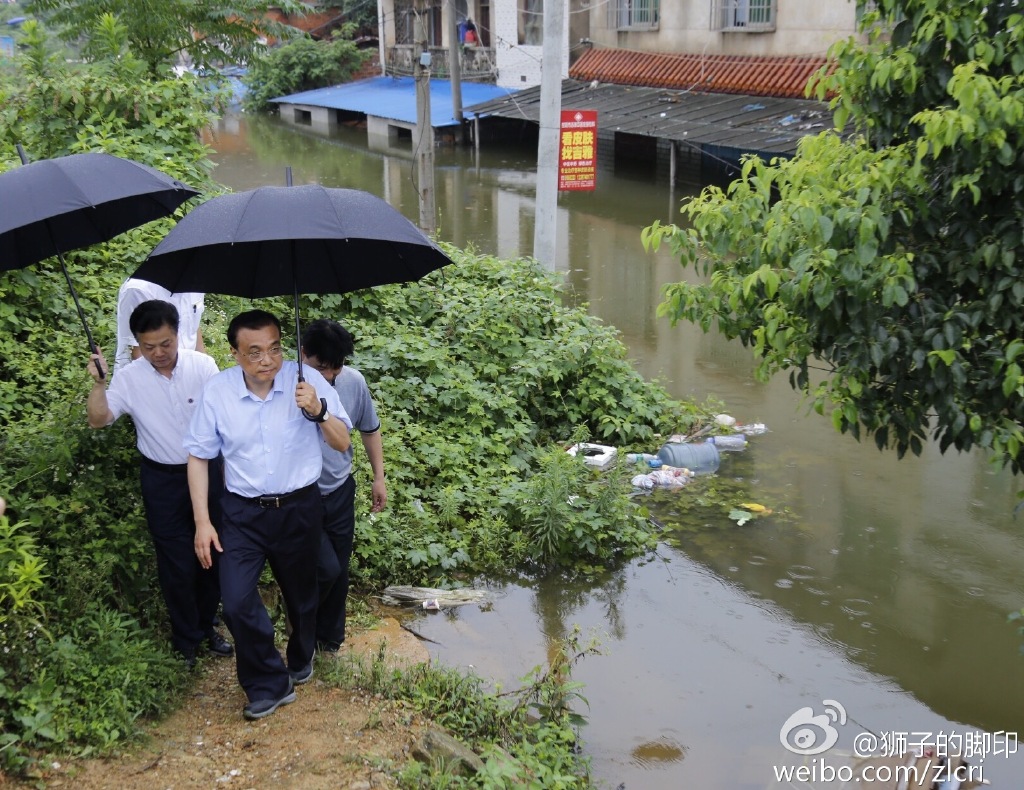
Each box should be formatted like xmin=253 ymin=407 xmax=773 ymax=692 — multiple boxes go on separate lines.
xmin=325 ymin=628 xmax=598 ymax=789
xmin=0 ymin=514 xmax=47 ymax=629
xmin=306 ymin=248 xmax=708 ymax=581
xmin=0 ymin=606 xmax=181 ymax=773
xmin=242 ymin=34 xmax=371 ymax=113
xmin=0 ymin=21 xmax=217 ymax=774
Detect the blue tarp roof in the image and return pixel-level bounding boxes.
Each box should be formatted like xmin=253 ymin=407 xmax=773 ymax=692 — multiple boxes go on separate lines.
xmin=271 ymin=76 xmax=512 ymax=128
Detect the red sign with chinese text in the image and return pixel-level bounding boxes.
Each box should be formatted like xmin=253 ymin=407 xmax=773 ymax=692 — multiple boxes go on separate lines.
xmin=558 ymin=110 xmax=597 ymax=191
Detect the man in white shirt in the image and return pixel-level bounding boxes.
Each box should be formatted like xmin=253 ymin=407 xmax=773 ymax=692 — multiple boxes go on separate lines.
xmin=87 ymin=300 xmax=231 ymax=667
xmin=114 ymin=278 xmax=206 ymax=373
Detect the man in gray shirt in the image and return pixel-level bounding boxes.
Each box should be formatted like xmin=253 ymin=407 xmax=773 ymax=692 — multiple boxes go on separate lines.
xmin=301 ymin=319 xmax=387 ymax=653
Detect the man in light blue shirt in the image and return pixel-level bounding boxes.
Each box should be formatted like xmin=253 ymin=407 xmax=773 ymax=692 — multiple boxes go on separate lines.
xmin=186 ymin=309 xmax=352 ymax=720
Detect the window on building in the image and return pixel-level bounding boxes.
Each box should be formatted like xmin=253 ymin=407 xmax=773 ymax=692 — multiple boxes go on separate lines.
xmin=478 ymin=0 xmax=491 ymax=46
xmin=395 ymin=0 xmax=443 ymax=45
xmin=519 ymin=0 xmax=543 ymax=45
xmin=711 ymin=0 xmax=776 ymax=31
xmin=607 ymin=0 xmax=660 ymax=31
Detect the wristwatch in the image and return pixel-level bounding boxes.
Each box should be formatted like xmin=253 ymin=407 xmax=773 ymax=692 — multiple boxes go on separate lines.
xmin=304 ymin=397 xmax=329 ymax=423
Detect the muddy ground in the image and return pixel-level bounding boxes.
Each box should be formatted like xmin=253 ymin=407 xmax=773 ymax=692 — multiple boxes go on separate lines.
xmin=34 ymin=617 xmax=431 ymax=790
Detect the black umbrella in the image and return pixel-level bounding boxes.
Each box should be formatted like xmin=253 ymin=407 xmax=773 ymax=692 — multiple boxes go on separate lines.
xmin=131 ymin=183 xmax=454 ymax=377
xmin=0 ymin=146 xmax=199 ymax=377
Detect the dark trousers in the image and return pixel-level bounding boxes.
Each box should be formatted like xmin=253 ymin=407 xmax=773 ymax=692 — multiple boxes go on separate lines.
xmin=316 ymin=475 xmax=356 ymax=650
xmin=219 ymin=484 xmax=322 ymax=703
xmin=139 ymin=458 xmax=223 ymax=656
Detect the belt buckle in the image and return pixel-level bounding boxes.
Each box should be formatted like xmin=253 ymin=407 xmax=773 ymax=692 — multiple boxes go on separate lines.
xmin=258 ymin=495 xmax=280 ymax=508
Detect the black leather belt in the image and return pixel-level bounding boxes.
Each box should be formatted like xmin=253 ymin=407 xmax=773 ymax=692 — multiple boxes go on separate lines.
xmin=140 ymin=456 xmax=188 ymax=474
xmin=229 ymin=483 xmax=317 ymax=509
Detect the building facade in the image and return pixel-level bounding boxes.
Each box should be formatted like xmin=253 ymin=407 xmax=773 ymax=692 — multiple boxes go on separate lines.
xmin=373 ymin=0 xmax=863 ymax=91
xmin=376 ymin=0 xmax=574 ymax=89
xmin=587 ymin=0 xmax=861 ymax=58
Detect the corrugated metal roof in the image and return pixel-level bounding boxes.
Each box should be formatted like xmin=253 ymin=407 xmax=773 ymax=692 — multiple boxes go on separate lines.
xmin=272 ymin=76 xmax=513 ymax=129
xmin=463 ymin=80 xmax=836 ymax=157
xmin=569 ymin=48 xmax=832 ymax=100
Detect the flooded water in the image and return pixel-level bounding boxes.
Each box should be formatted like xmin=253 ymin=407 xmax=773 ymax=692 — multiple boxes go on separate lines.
xmin=207 ymin=112 xmax=1024 ymax=788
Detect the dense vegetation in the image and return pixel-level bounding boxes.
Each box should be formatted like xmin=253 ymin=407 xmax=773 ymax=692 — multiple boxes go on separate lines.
xmin=25 ymin=0 xmax=307 ymax=74
xmin=242 ymin=35 xmax=370 ymax=113
xmin=645 ymin=0 xmax=1024 ymax=475
xmin=0 ymin=19 xmax=708 ymax=778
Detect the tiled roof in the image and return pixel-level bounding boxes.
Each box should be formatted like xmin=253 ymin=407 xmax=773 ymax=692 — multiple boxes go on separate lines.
xmin=265 ymin=6 xmax=346 ymax=39
xmin=569 ymin=48 xmax=832 ymax=100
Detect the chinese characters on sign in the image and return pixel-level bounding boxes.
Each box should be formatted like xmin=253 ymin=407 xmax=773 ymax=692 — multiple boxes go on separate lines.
xmin=558 ymin=110 xmax=597 ymax=191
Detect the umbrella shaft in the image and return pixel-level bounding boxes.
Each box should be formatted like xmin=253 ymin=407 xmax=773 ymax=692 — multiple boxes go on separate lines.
xmin=56 ymin=251 xmax=104 ymax=379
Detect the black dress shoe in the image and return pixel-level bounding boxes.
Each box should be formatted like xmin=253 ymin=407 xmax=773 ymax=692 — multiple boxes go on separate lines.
xmin=206 ymin=630 xmax=234 ymax=657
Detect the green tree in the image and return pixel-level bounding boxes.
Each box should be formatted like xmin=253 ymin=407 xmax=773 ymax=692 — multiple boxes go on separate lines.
xmin=645 ymin=0 xmax=1024 ymax=474
xmin=26 ymin=0 xmax=308 ymax=74
xmin=242 ymin=33 xmax=370 ymax=113
xmin=338 ymin=0 xmax=379 ymax=36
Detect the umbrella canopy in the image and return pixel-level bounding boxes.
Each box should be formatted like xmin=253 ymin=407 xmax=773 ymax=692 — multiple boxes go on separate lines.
xmin=0 ymin=149 xmax=199 ymax=378
xmin=0 ymin=152 xmax=200 ymax=271
xmin=132 ymin=184 xmax=453 ymax=298
xmin=132 ymin=184 xmax=454 ymax=379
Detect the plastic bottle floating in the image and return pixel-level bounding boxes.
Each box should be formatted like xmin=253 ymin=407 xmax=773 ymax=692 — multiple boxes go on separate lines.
xmin=708 ymin=434 xmax=748 ymax=451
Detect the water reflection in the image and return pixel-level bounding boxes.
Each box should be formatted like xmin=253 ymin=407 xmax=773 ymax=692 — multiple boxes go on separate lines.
xmin=207 ymin=112 xmax=1024 ymax=789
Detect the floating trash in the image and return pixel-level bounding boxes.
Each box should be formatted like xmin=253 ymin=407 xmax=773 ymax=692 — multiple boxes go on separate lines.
xmin=379 ymin=585 xmax=491 ymax=608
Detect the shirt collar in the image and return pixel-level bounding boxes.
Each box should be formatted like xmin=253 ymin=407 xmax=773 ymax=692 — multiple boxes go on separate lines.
xmin=232 ymin=364 xmax=287 ymax=402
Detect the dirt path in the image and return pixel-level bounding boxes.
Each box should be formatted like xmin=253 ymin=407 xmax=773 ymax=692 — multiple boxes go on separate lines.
xmin=40 ymin=618 xmax=431 ymax=790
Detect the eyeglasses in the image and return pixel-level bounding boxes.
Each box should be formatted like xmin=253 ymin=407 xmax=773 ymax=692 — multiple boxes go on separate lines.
xmin=244 ymin=346 xmax=284 ymax=362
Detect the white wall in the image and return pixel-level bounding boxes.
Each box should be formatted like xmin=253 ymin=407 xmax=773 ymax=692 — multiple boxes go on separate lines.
xmin=590 ymin=0 xmax=860 ymax=57
xmin=493 ymin=0 xmax=570 ymax=90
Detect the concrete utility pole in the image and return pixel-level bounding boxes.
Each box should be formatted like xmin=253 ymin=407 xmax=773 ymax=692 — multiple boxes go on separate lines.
xmin=447 ymin=0 xmax=464 ymax=133
xmin=533 ymin=0 xmax=565 ymax=268
xmin=414 ymin=0 xmax=436 ymax=233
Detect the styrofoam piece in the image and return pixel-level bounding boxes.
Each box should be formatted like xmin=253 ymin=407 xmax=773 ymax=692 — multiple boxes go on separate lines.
xmin=567 ymin=442 xmax=618 ymax=470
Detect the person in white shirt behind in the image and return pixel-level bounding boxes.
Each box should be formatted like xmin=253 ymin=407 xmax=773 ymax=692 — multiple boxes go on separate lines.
xmin=87 ymin=299 xmax=232 ymax=667
xmin=114 ymin=278 xmax=206 ymax=373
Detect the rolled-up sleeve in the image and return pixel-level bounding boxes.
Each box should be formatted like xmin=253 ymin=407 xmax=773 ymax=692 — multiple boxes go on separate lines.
xmin=184 ymin=384 xmax=222 ymax=460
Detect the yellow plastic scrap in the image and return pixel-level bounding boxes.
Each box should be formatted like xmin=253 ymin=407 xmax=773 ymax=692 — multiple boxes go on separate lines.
xmin=740 ymin=503 xmax=768 ymax=512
